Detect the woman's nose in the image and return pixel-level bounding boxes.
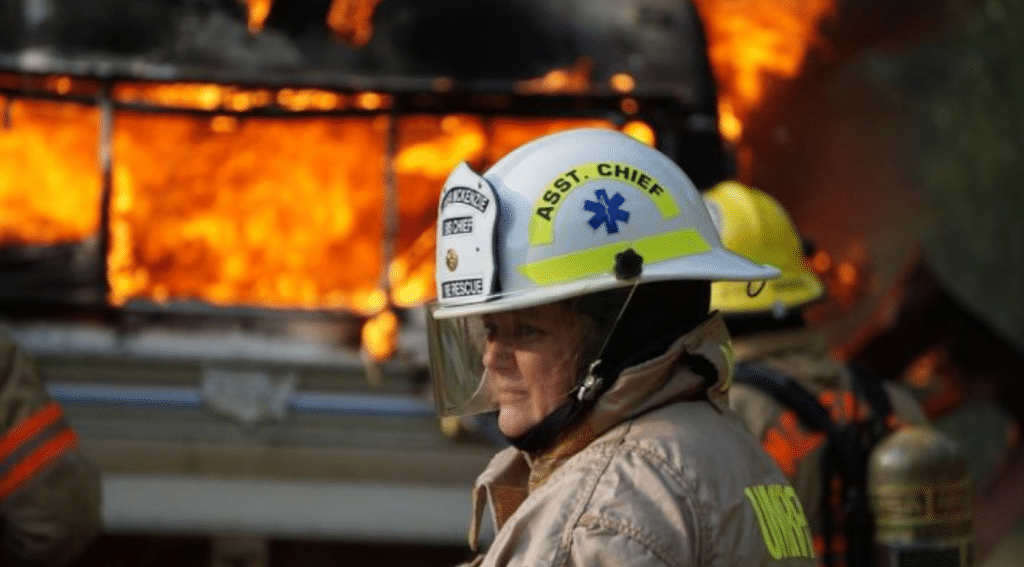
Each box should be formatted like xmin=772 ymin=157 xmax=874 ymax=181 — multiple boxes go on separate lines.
xmin=482 ymin=339 xmax=512 ymax=370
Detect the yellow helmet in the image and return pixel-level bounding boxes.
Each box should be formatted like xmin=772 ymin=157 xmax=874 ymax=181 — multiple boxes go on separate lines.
xmin=704 ymin=181 xmax=825 ymax=316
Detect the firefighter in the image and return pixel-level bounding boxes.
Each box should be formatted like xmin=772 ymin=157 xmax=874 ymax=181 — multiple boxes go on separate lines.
xmin=703 ymin=181 xmax=929 ymax=567
xmin=429 ymin=128 xmax=815 ymax=566
xmin=0 ymin=330 xmax=102 ymax=566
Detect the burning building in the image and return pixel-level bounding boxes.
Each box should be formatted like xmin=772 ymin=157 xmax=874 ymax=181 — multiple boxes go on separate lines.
xmin=1 ymin=0 xmax=1020 ymax=563
xmin=0 ymin=0 xmax=728 ymax=353
xmin=0 ymin=0 xmax=731 ymax=558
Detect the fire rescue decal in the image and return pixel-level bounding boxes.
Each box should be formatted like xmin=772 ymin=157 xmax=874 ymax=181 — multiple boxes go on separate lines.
xmin=441 ymin=278 xmax=484 ymax=299
xmin=529 ymin=162 xmax=680 ymax=245
xmin=744 ymin=484 xmax=815 ymax=560
xmin=436 ymin=162 xmax=499 ymax=306
xmin=441 ymin=186 xmax=490 ymax=213
xmin=442 ymin=216 xmax=474 ymax=236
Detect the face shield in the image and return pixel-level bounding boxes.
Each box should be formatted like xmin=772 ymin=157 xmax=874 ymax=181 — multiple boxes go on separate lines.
xmin=425 ymin=290 xmax=631 ymax=419
xmin=426 ymin=303 xmax=494 ymax=417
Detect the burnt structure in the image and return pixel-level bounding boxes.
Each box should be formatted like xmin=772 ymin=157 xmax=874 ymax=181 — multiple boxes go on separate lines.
xmin=0 ymin=0 xmax=728 ymax=317
xmin=0 ymin=1 xmax=733 ymax=551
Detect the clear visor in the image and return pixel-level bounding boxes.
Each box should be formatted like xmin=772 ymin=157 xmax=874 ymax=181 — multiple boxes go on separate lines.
xmin=424 ymin=289 xmax=633 ymax=418
xmin=426 ymin=303 xmax=495 ymax=416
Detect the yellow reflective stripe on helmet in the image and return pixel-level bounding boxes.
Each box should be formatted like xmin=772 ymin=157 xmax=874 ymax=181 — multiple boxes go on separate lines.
xmin=519 ymin=228 xmax=710 ymax=285
xmin=529 ymin=162 xmax=681 ymax=246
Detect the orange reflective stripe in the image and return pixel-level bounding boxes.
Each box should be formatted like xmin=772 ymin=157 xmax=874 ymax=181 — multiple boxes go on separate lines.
xmin=0 ymin=428 xmax=77 ymax=499
xmin=762 ymin=410 xmax=826 ymax=477
xmin=818 ymin=390 xmax=860 ymax=423
xmin=0 ymin=402 xmax=64 ymax=461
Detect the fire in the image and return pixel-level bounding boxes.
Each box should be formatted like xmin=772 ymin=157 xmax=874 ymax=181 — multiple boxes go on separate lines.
xmin=609 ymin=73 xmax=636 ymax=94
xmin=240 ymin=0 xmax=273 ymax=33
xmin=362 ymin=308 xmax=399 ymax=361
xmin=108 ymin=110 xmax=390 ymax=312
xmin=692 ymin=0 xmax=834 ymax=144
xmin=1 ymin=75 xmax=656 ymax=361
xmin=0 ymin=98 xmax=103 ymax=244
xmin=516 ymin=58 xmax=594 ymax=95
xmin=622 ymin=121 xmax=656 ymax=146
xmin=807 ymin=245 xmax=867 ymax=310
xmin=327 ymin=0 xmax=384 ymax=46
xmin=241 ymin=0 xmax=383 ymax=45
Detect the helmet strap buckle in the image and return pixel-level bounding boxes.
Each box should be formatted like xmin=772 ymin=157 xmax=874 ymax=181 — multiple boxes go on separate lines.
xmin=576 ymin=360 xmax=605 ymax=403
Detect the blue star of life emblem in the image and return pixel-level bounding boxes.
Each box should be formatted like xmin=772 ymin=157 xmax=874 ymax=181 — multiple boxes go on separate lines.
xmin=584 ymin=188 xmax=630 ymax=234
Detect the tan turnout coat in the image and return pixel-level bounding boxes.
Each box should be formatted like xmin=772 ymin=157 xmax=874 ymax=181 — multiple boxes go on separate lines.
xmin=727 ymin=329 xmax=928 ymax=563
xmin=467 ymin=315 xmax=817 ymax=567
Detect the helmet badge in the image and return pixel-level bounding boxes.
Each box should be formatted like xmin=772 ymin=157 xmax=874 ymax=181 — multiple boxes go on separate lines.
xmin=584 ymin=188 xmax=630 ymax=234
xmin=445 ymin=248 xmax=459 ymax=272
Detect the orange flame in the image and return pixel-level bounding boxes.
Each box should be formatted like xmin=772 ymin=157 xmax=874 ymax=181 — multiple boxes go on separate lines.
xmin=240 ymin=0 xmax=273 ymax=33
xmin=516 ymin=58 xmax=594 ymax=95
xmin=327 ymin=0 xmax=384 ymax=46
xmin=622 ymin=121 xmax=656 ymax=146
xmin=692 ymin=0 xmax=834 ymax=144
xmin=241 ymin=0 xmax=383 ymax=45
xmin=108 ymin=108 xmax=391 ymax=313
xmin=1 ymin=75 xmax=656 ymax=362
xmin=362 ymin=308 xmax=398 ymax=361
xmin=0 ymin=98 xmax=103 ymax=244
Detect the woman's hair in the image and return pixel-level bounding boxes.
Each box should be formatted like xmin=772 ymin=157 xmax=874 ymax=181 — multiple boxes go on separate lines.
xmin=570 ymin=280 xmax=711 ymax=377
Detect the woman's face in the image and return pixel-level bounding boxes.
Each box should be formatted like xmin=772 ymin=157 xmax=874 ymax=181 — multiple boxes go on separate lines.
xmin=482 ymin=303 xmax=584 ymax=438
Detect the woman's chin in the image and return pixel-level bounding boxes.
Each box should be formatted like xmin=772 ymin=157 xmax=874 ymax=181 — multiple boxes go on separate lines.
xmin=497 ymin=409 xmax=535 ymax=439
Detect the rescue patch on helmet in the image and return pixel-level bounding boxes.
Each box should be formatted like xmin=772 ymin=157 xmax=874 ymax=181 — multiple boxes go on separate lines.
xmin=436 ymin=163 xmax=499 ymax=304
xmin=530 ymin=162 xmax=681 ymax=245
xmin=584 ymin=189 xmax=630 ymax=234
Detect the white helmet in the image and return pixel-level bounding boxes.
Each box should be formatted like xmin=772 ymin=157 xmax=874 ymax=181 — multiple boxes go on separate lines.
xmin=434 ymin=128 xmax=778 ymax=318
xmin=428 ymin=128 xmax=779 ymax=416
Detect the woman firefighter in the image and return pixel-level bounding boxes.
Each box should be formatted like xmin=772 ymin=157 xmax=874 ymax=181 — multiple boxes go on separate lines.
xmin=426 ymin=128 xmax=817 ymax=566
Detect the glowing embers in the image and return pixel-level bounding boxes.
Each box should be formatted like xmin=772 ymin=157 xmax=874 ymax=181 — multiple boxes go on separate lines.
xmin=692 ymin=0 xmax=835 ymax=144
xmin=108 ymin=114 xmax=390 ymax=312
xmin=806 ymin=245 xmax=867 ymax=310
xmin=0 ymin=98 xmax=103 ymax=244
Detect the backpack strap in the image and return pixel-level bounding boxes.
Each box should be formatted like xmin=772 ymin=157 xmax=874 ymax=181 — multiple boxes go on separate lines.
xmin=733 ymin=362 xmax=838 ymax=436
xmin=848 ymin=362 xmax=895 ymax=439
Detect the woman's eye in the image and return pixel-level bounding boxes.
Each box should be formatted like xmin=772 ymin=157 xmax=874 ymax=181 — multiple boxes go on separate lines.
xmin=516 ymin=323 xmax=543 ymax=338
xmin=482 ymin=322 xmax=497 ymax=339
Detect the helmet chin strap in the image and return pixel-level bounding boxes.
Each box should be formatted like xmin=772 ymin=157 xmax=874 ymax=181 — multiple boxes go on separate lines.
xmin=506 ymin=259 xmax=642 ymax=454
